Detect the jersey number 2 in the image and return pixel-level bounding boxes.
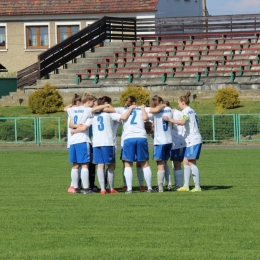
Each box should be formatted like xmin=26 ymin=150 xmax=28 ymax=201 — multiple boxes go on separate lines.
xmin=130 ymin=110 xmax=137 ymax=125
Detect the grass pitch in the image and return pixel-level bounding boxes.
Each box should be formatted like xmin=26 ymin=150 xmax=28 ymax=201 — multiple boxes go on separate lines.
xmin=0 ymin=148 xmax=260 ymax=259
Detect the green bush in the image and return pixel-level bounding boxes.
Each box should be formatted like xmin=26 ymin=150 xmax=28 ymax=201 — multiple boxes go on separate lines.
xmin=28 ymin=83 xmax=64 ymax=114
xmin=119 ymin=85 xmax=150 ymax=106
xmin=214 ymin=86 xmax=240 ymax=112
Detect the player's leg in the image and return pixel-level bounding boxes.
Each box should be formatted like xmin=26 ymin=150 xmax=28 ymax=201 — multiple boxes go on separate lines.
xmin=76 ymin=142 xmax=92 ymax=194
xmin=122 ymin=138 xmax=136 ymax=193
xmin=93 ymin=147 xmax=106 ymax=194
xmin=154 ymin=143 xmax=172 ymax=192
xmin=136 ymin=162 xmax=145 ymax=191
xmin=188 ymin=144 xmax=202 ymax=192
xmin=173 ymin=160 xmax=183 ymax=189
xmin=136 ymin=138 xmax=151 ymax=192
xmin=140 ymin=160 xmax=153 ymax=192
xmin=102 ymin=146 xmax=117 ymax=193
xmin=69 ymin=144 xmax=81 ymax=193
xmin=164 ymin=162 xmax=171 ymax=190
xmin=89 ymin=163 xmax=99 ymax=192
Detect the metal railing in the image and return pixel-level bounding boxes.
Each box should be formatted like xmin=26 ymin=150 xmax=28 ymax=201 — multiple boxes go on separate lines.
xmin=17 ymin=16 xmax=136 ymax=89
xmin=0 ymin=114 xmax=259 ymax=146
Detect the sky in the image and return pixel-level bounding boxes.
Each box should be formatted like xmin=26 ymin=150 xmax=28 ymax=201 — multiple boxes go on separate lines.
xmin=206 ymin=0 xmax=260 ymax=15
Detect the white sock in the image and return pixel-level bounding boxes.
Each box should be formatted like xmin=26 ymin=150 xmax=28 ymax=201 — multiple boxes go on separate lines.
xmin=97 ymin=168 xmax=105 ymax=191
xmin=190 ymin=164 xmax=201 ymax=189
xmin=124 ymin=167 xmax=133 ymax=191
xmin=136 ymin=167 xmax=144 ymax=186
xmin=80 ymin=168 xmax=89 ymax=189
xmin=143 ymin=166 xmax=152 ymax=190
xmin=164 ymin=163 xmax=171 ymax=186
xmin=71 ymin=169 xmax=79 ymax=188
xmin=108 ymin=169 xmax=114 ymax=190
xmin=174 ymin=169 xmax=183 ymax=188
xmin=157 ymin=170 xmax=165 ymax=191
xmin=183 ymin=164 xmax=191 ymax=188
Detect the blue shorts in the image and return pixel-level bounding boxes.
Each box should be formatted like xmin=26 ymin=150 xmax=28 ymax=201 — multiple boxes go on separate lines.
xmin=122 ymin=138 xmax=149 ymax=163
xmin=93 ymin=146 xmax=115 ymax=165
xmin=170 ymin=147 xmax=186 ymax=161
xmin=184 ymin=143 xmax=202 ymax=160
xmin=69 ymin=142 xmax=92 ymax=164
xmin=154 ymin=143 xmax=172 ymax=161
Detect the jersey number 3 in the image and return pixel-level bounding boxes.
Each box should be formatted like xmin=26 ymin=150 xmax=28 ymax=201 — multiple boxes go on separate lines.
xmin=97 ymin=116 xmax=104 ymax=131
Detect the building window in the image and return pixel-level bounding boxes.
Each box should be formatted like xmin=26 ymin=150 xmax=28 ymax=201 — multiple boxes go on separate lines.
xmin=0 ymin=26 xmax=6 ymax=48
xmin=26 ymin=26 xmax=48 ymax=48
xmin=57 ymin=25 xmax=79 ymax=43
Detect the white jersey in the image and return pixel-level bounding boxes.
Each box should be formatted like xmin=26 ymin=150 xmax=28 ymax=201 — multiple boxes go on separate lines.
xmin=182 ymin=106 xmax=202 ymax=146
xmin=153 ymin=106 xmax=173 ymax=145
xmin=117 ymin=106 xmax=150 ymax=141
xmin=92 ymin=111 xmax=121 ymax=147
xmin=171 ymin=109 xmax=186 ymax=150
xmin=69 ymin=106 xmax=93 ymax=145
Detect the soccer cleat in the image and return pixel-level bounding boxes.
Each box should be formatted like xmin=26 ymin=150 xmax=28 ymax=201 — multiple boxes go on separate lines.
xmin=82 ymin=188 xmax=94 ymax=194
xmin=91 ymin=186 xmax=100 ymax=192
xmin=68 ymin=186 xmax=74 ymax=193
xmin=125 ymin=190 xmax=132 ymax=194
xmin=100 ymin=190 xmax=107 ymax=195
xmin=139 ymin=185 xmax=146 ymax=191
xmin=122 ymin=186 xmax=127 ymax=191
xmin=172 ymin=186 xmax=180 ymax=191
xmin=147 ymin=189 xmax=153 ymax=193
xmin=167 ymin=185 xmax=173 ymax=191
xmin=177 ymin=187 xmax=190 ymax=192
xmin=152 ymin=187 xmax=159 ymax=192
xmin=108 ymin=189 xmax=118 ymax=194
xmin=74 ymin=188 xmax=82 ymax=194
xmin=190 ymin=187 xmax=202 ymax=192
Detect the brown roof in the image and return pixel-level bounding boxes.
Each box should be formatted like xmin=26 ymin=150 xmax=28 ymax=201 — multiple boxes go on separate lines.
xmin=0 ymin=0 xmax=158 ymax=15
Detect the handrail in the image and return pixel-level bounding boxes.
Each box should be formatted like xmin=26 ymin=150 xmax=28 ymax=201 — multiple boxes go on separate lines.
xmin=17 ymin=16 xmax=136 ymax=88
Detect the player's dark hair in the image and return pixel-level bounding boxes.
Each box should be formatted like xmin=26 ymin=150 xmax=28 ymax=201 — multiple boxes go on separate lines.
xmin=179 ymin=92 xmax=191 ymax=105
xmin=72 ymin=94 xmax=81 ymax=105
xmin=150 ymin=95 xmax=163 ymax=107
xmin=97 ymin=96 xmax=112 ymax=105
xmin=144 ymin=121 xmax=153 ymax=134
xmin=164 ymin=100 xmax=171 ymax=107
xmin=125 ymin=96 xmax=137 ymax=107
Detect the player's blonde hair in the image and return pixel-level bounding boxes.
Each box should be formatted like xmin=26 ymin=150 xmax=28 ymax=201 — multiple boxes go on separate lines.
xmin=82 ymin=93 xmax=97 ymax=104
xmin=179 ymin=92 xmax=191 ymax=105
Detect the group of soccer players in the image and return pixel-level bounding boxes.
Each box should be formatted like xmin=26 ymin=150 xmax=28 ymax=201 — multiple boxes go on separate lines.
xmin=65 ymin=91 xmax=202 ymax=194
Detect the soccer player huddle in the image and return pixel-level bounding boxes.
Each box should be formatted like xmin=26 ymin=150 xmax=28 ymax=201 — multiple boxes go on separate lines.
xmin=65 ymin=91 xmax=202 ymax=194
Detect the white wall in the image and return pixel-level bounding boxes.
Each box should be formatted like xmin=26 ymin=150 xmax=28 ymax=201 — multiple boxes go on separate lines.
xmin=156 ymin=0 xmax=203 ymax=18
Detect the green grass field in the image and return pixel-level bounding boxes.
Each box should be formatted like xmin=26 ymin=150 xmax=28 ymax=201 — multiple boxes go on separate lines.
xmin=0 ymin=148 xmax=260 ymax=259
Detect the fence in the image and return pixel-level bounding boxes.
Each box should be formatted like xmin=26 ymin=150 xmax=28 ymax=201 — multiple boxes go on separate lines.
xmin=0 ymin=115 xmax=259 ymax=146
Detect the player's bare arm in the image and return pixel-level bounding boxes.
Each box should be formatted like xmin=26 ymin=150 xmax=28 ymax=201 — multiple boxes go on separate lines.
xmin=149 ymin=103 xmax=166 ymax=113
xmin=163 ymin=116 xmax=186 ymax=126
xmin=120 ymin=105 xmax=137 ymax=120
